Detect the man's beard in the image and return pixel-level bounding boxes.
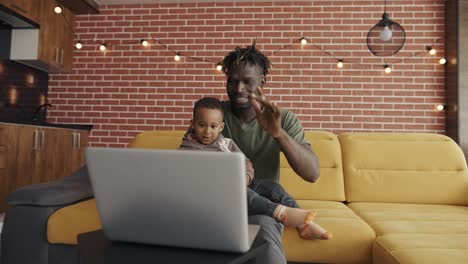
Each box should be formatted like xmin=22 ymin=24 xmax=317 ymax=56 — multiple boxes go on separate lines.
xmin=229 ymin=96 xmax=253 ymax=110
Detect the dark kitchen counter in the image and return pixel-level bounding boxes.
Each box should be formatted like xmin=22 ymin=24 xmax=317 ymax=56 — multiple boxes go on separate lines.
xmin=0 ymin=120 xmax=93 ymax=131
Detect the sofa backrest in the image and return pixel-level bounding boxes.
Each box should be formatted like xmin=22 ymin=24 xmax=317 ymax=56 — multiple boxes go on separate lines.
xmin=280 ymin=131 xmax=345 ymax=201
xmin=128 ymin=130 xmax=185 ymax=149
xmin=339 ymin=133 xmax=468 ymax=205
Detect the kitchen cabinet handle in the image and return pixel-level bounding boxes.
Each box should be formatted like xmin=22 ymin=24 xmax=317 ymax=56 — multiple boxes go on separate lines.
xmin=77 ymin=133 xmax=81 ymax=149
xmin=40 ymin=131 xmax=45 ymax=149
xmin=33 ymin=130 xmax=39 ymax=150
xmin=72 ymin=132 xmax=76 ymax=149
xmin=60 ymin=49 xmax=64 ymax=65
xmin=73 ymin=132 xmax=81 ymax=149
xmin=55 ymin=48 xmax=59 ymax=63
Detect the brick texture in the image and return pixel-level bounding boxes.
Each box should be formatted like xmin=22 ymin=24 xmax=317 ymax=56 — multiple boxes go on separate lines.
xmin=48 ymin=0 xmax=446 ymax=147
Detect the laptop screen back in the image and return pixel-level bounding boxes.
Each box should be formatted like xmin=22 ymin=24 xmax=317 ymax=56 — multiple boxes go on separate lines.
xmin=86 ymin=147 xmax=252 ymax=252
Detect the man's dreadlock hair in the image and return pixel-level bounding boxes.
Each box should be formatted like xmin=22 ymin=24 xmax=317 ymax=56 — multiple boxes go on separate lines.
xmin=221 ymin=41 xmax=272 ymax=77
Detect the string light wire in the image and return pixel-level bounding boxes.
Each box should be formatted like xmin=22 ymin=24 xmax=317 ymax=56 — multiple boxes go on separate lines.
xmin=74 ymin=35 xmax=446 ymax=70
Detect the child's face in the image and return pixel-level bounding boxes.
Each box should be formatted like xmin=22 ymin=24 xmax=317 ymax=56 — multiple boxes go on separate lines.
xmin=191 ymin=107 xmax=225 ymax=145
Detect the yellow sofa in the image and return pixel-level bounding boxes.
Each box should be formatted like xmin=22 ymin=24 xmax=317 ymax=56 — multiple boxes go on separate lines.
xmin=34 ymin=131 xmax=468 ymax=263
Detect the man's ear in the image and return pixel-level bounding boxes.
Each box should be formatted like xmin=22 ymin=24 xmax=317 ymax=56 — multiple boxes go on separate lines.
xmin=190 ymin=119 xmax=194 ymax=129
xmin=220 ymin=122 xmax=225 ymax=131
xmin=261 ymin=76 xmax=266 ymax=86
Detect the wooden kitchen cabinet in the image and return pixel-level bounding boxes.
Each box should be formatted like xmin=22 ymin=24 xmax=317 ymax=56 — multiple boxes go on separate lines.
xmin=16 ymin=126 xmax=66 ymax=185
xmin=59 ymin=7 xmax=75 ymax=71
xmin=0 ymin=123 xmax=90 ymax=212
xmin=68 ymin=130 xmax=89 ymax=173
xmin=0 ymin=0 xmax=39 ymax=23
xmin=0 ymin=124 xmax=18 ymax=212
xmin=8 ymin=0 xmax=75 ymax=72
xmin=37 ymin=0 xmax=74 ymax=72
xmin=15 ymin=125 xmax=36 ymax=188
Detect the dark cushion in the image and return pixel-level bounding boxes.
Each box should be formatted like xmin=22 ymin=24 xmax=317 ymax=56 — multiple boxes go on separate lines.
xmin=7 ymin=166 xmax=94 ymax=206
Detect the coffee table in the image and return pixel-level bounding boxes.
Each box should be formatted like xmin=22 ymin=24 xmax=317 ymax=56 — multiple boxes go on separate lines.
xmin=78 ymin=230 xmax=268 ymax=264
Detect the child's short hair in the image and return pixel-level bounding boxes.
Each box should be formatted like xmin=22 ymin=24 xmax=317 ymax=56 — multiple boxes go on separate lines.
xmin=193 ymin=97 xmax=224 ymax=118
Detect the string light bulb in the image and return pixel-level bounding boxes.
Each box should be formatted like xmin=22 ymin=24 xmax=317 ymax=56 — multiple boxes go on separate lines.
xmin=439 ymin=58 xmax=446 ymax=65
xmin=75 ymin=40 xmax=83 ymax=50
xmin=337 ymin=59 xmax=344 ymax=68
xmin=436 ymin=104 xmax=445 ymax=111
xmin=426 ymin=46 xmax=436 ymax=55
xmin=216 ymin=62 xmax=222 ymax=71
xmin=99 ymin=43 xmax=107 ymax=51
xmin=54 ymin=5 xmax=62 ymax=14
xmin=300 ymin=37 xmax=307 ymax=45
xmin=140 ymin=39 xmax=149 ymax=47
xmin=384 ymin=65 xmax=392 ymax=73
xmin=174 ymin=52 xmax=181 ymax=61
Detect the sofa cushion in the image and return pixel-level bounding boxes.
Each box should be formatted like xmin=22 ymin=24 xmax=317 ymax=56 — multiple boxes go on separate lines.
xmin=282 ymin=200 xmax=375 ymax=264
xmin=47 ymin=199 xmax=102 ymax=244
xmin=374 ymin=234 xmax=468 ymax=264
xmin=128 ymin=130 xmax=186 ymax=149
xmin=348 ymin=202 xmax=468 ymax=235
xmin=280 ymin=131 xmax=345 ymax=201
xmin=349 ymin=202 xmax=468 ymax=264
xmin=339 ymin=133 xmax=468 ymax=204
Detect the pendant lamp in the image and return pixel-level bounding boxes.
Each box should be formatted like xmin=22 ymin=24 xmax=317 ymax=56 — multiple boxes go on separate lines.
xmin=367 ymin=0 xmax=406 ymax=56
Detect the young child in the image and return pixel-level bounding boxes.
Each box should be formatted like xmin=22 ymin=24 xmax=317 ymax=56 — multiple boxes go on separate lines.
xmin=179 ymin=97 xmax=332 ymax=240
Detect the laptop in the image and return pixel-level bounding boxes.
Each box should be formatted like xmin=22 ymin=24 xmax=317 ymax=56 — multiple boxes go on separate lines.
xmin=85 ymin=147 xmax=260 ymax=253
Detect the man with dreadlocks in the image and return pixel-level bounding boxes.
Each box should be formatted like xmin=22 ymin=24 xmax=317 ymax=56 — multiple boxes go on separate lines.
xmin=219 ymin=43 xmax=328 ymax=264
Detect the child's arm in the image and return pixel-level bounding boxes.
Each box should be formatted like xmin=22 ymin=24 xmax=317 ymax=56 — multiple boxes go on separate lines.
xmin=244 ymin=160 xmax=254 ymax=185
xmin=226 ymin=139 xmax=255 ymax=186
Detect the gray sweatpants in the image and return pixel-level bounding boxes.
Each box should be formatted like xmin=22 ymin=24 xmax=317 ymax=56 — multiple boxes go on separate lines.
xmin=247 ymin=179 xmax=300 ymax=264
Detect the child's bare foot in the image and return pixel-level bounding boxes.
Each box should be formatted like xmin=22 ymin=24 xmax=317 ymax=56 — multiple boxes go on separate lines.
xmin=273 ymin=205 xmax=317 ymax=228
xmin=299 ymin=221 xmax=333 ymax=240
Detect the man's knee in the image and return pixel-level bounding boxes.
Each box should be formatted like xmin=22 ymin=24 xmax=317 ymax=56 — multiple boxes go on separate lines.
xmin=249 ymin=215 xmax=283 ymax=240
xmin=249 ymin=215 xmax=286 ymax=264
xmin=250 ymin=179 xmax=282 ymax=196
xmin=249 ymin=214 xmax=281 ymax=226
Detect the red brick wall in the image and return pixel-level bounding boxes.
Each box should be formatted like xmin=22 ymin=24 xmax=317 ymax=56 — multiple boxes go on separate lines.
xmin=48 ymin=0 xmax=446 ymax=147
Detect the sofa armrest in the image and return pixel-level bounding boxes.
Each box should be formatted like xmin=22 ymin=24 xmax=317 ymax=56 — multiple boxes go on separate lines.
xmin=7 ymin=165 xmax=94 ymax=207
xmin=1 ymin=166 xmax=93 ymax=264
xmin=1 ymin=205 xmax=64 ymax=264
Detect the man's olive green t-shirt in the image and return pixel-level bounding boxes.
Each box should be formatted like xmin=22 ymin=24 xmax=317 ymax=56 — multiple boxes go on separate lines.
xmin=221 ymin=101 xmax=309 ymax=183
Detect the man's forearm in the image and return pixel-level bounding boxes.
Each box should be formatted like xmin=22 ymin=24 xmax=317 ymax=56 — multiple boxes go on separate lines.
xmin=274 ymin=130 xmax=320 ymax=182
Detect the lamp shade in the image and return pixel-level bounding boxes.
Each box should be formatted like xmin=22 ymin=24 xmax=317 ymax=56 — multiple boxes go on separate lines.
xmin=367 ymin=12 xmax=406 ymax=56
